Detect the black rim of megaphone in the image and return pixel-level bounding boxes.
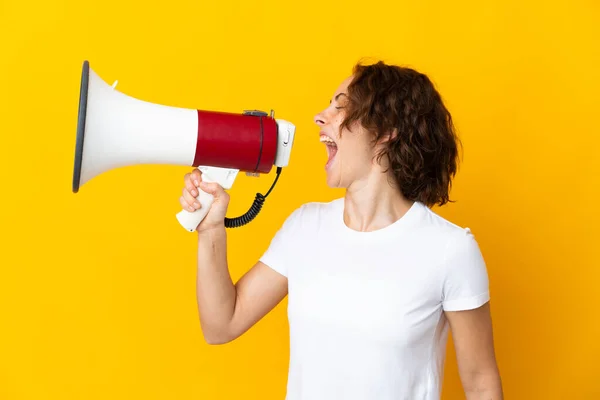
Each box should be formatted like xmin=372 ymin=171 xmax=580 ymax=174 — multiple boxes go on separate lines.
xmin=72 ymin=60 xmax=89 ymax=193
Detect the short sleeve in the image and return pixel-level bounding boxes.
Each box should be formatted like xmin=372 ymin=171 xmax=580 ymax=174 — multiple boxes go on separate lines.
xmin=259 ymin=205 xmax=305 ymax=278
xmin=442 ymin=228 xmax=490 ymax=311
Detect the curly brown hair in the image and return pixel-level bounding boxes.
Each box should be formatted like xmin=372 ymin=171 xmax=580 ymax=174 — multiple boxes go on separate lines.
xmin=340 ymin=60 xmax=462 ymax=208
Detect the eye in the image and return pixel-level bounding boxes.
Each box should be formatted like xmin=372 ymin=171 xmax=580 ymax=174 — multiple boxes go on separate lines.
xmin=330 ymin=98 xmax=345 ymax=110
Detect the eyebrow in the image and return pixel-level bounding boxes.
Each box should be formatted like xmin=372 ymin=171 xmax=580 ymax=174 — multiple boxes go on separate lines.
xmin=330 ymin=92 xmax=347 ymax=103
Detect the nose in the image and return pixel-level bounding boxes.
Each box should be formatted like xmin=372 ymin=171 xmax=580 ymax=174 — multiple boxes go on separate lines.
xmin=314 ymin=110 xmax=326 ymax=126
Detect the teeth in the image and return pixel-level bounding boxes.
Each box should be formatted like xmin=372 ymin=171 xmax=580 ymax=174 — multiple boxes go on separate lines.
xmin=320 ymin=135 xmax=336 ymax=144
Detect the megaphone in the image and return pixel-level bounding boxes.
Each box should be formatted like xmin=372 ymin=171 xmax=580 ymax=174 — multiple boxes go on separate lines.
xmin=72 ymin=60 xmax=296 ymax=232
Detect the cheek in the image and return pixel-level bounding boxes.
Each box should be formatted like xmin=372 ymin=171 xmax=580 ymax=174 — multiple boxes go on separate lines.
xmin=339 ymin=139 xmax=373 ymax=166
xmin=331 ymin=114 xmax=347 ymax=139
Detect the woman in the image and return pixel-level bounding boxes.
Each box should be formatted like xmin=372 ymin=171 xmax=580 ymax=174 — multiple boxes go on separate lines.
xmin=179 ymin=61 xmax=503 ymax=399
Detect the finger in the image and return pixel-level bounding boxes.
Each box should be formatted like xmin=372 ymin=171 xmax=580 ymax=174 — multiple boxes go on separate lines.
xmin=179 ymin=195 xmax=196 ymax=212
xmin=184 ymin=173 xmax=198 ymax=197
xmin=199 ymin=181 xmax=228 ymax=203
xmin=190 ymin=169 xmax=202 ymax=187
xmin=198 ymin=181 xmax=220 ymax=195
xmin=182 ymin=187 xmax=201 ymax=210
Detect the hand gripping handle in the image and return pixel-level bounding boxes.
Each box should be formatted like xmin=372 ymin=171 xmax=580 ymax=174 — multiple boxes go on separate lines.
xmin=175 ymin=174 xmax=216 ymax=232
xmin=175 ymin=166 xmax=239 ymax=232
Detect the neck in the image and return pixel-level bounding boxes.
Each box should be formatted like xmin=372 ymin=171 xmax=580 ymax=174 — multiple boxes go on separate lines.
xmin=343 ymin=170 xmax=415 ymax=232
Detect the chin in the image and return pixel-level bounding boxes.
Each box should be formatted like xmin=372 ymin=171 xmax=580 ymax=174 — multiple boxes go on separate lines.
xmin=325 ymin=170 xmax=346 ymax=189
xmin=325 ymin=172 xmax=337 ymax=188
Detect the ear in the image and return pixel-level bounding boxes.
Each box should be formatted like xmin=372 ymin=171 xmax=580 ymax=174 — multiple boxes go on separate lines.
xmin=376 ymin=128 xmax=398 ymax=145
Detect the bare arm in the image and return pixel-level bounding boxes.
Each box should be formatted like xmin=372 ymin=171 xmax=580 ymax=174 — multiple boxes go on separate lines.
xmin=180 ymin=167 xmax=288 ymax=345
xmin=196 ymin=226 xmax=288 ymax=344
xmin=445 ymin=302 xmax=503 ymax=399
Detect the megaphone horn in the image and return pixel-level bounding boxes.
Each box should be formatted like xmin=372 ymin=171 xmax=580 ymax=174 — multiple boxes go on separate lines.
xmin=73 ymin=60 xmax=296 ymax=232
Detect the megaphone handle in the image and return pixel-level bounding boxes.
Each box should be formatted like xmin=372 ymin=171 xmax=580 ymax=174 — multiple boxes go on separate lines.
xmin=175 ymin=175 xmax=217 ymax=232
xmin=175 ymin=166 xmax=239 ymax=232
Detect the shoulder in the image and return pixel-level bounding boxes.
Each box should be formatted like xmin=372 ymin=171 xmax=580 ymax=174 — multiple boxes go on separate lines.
xmin=419 ymin=206 xmax=488 ymax=279
xmin=414 ymin=203 xmax=480 ymax=247
xmin=282 ymin=197 xmax=343 ymax=227
xmin=413 ymin=206 xmax=490 ymax=309
xmin=409 ymin=203 xmax=486 ymax=271
xmin=261 ymin=198 xmax=341 ymax=264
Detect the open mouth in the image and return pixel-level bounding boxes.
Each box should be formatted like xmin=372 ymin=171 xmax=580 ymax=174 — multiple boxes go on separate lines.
xmin=320 ymin=134 xmax=338 ymax=170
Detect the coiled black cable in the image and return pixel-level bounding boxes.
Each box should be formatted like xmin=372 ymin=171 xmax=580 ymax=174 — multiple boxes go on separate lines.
xmin=224 ymin=167 xmax=282 ymax=228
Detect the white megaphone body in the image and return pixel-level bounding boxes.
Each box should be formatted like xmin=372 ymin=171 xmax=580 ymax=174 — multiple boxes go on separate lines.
xmin=73 ymin=60 xmax=296 ymax=232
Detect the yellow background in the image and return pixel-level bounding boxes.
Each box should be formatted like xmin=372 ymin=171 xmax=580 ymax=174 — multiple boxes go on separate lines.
xmin=1 ymin=0 xmax=599 ymax=399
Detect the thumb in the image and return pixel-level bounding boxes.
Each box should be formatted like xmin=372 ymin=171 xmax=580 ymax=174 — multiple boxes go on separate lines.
xmin=199 ymin=181 xmax=224 ymax=197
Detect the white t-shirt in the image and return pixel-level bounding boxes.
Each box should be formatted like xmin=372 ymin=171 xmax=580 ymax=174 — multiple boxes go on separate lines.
xmin=260 ymin=198 xmax=490 ymax=400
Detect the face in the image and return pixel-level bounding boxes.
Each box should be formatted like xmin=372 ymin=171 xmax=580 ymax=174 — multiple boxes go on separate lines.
xmin=314 ymin=76 xmax=377 ymax=188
